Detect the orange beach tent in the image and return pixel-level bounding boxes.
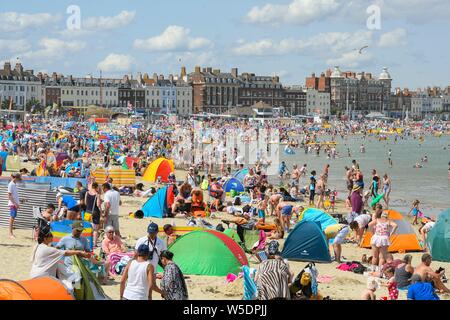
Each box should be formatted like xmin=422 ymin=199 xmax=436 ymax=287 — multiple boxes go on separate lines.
xmin=361 ymin=210 xmax=423 ymax=252
xmin=142 ymin=158 xmax=174 ymax=182
xmin=0 ymin=277 xmax=75 ymax=300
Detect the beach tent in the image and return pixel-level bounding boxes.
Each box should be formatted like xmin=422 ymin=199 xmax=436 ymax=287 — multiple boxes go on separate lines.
xmin=71 ymin=256 xmax=110 ymax=300
xmin=50 ymin=220 xmax=94 ymax=251
xmin=298 ymin=208 xmax=338 ymax=231
xmin=19 ymin=277 xmax=75 ymax=300
xmin=426 ymin=208 xmax=450 ymax=262
xmin=142 ymin=158 xmax=174 ymax=182
xmin=0 ymin=277 xmax=74 ymax=300
xmin=142 ymin=186 xmax=168 ymax=218
xmin=361 ymin=210 xmax=422 ymax=252
xmin=223 ymin=178 xmax=245 ymax=194
xmin=92 ymin=168 xmax=136 ymax=186
xmin=223 ymin=228 xmax=241 ymax=243
xmin=160 ymin=230 xmax=248 ymax=276
xmin=0 ymin=279 xmax=32 ymax=300
xmin=233 ymin=168 xmax=249 ymax=183
xmin=281 ymin=220 xmax=332 ymax=263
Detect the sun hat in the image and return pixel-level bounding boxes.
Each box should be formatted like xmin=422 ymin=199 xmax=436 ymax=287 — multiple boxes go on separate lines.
xmin=147 ymin=222 xmax=159 ymax=234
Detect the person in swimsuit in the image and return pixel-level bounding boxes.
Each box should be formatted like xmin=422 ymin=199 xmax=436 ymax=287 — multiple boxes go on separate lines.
xmin=394 ymin=254 xmax=414 ymax=289
xmin=407 ymin=199 xmax=423 ymax=225
xmin=382 ymin=174 xmax=391 ymax=208
xmin=276 ymin=202 xmax=293 ymax=233
xmin=368 ymin=209 xmax=398 ymax=273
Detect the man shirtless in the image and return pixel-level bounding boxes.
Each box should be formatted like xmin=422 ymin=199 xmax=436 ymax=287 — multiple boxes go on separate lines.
xmin=414 ymin=253 xmax=450 ymax=293
xmin=290 ymin=165 xmax=301 ymax=188
xmin=269 ymin=193 xmax=283 ymax=216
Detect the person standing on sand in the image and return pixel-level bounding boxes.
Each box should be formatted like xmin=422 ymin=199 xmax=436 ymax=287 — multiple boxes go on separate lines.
xmin=7 ymin=173 xmax=22 ymax=239
xmin=102 ymin=182 xmax=122 ymax=238
xmin=382 ymin=174 xmax=391 ymax=208
xmin=368 ymin=208 xmax=397 ymax=273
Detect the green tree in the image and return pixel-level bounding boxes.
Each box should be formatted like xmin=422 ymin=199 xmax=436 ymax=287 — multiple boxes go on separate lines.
xmin=1 ymin=99 xmax=15 ymax=110
xmin=26 ymin=98 xmax=41 ymax=113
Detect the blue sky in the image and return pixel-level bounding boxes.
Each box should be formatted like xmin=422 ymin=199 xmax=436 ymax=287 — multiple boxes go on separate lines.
xmin=1 ymin=0 xmax=449 ymax=89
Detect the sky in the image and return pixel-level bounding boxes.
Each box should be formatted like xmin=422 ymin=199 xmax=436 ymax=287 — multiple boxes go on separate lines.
xmin=0 ymin=0 xmax=449 ymax=89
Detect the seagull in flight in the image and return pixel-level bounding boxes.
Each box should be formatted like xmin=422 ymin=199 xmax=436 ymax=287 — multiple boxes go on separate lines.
xmin=354 ymin=45 xmax=369 ymax=54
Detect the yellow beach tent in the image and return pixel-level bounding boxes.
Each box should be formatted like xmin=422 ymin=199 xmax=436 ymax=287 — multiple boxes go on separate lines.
xmin=142 ymin=158 xmax=174 ymax=183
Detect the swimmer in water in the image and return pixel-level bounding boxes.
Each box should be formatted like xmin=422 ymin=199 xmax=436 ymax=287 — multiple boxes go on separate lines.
xmin=388 ymin=149 xmax=393 ymax=167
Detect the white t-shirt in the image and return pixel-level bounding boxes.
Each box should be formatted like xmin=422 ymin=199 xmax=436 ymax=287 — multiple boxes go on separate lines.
xmin=135 ymin=236 xmax=167 ymax=271
xmin=104 ymin=189 xmax=120 ymax=216
xmin=355 ymin=214 xmax=371 ymax=228
xmin=8 ymin=180 xmax=19 ymax=207
xmin=30 ymin=244 xmax=65 ymax=279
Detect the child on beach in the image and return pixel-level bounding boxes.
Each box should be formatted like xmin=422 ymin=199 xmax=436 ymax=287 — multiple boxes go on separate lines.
xmin=329 ymin=189 xmax=337 ymax=213
xmin=362 ymin=277 xmax=379 ymax=300
xmin=257 ymin=197 xmax=267 ymax=224
xmin=407 ymin=199 xmax=423 ymax=225
xmin=382 ymin=267 xmax=398 ymax=300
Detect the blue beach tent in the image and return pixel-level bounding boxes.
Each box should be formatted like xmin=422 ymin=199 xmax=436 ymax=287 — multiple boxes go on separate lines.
xmin=142 ymin=186 xmax=168 ymax=218
xmin=298 ymin=208 xmax=338 ymax=231
xmin=281 ymin=220 xmax=331 ymax=263
xmin=223 ymin=178 xmax=245 ymax=194
xmin=233 ymin=168 xmax=249 ymax=183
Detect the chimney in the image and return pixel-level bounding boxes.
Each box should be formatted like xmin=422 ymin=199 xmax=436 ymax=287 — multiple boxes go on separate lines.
xmin=180 ymin=66 xmax=187 ymax=78
xmin=231 ymin=68 xmax=238 ymax=78
xmin=52 ymin=72 xmax=58 ymax=81
xmin=212 ymin=69 xmax=220 ymax=75
xmin=206 ymin=67 xmax=212 ymax=73
xmin=4 ymin=62 xmax=11 ymax=73
xmin=158 ymin=74 xmax=164 ymax=80
xmin=169 ymin=74 xmax=174 ymax=82
xmin=153 ymin=73 xmax=158 ymax=81
xmin=194 ymin=66 xmax=201 ymax=73
xmin=311 ymin=73 xmax=316 ymax=77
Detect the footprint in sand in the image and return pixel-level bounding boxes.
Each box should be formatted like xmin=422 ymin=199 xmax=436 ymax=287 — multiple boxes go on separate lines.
xmin=334 ymin=277 xmax=364 ymax=285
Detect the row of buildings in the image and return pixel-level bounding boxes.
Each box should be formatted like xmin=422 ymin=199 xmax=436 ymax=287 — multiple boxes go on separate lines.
xmin=0 ymin=61 xmax=448 ymax=119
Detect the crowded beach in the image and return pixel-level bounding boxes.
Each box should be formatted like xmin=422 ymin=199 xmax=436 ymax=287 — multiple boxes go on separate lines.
xmin=0 ymin=115 xmax=449 ymax=300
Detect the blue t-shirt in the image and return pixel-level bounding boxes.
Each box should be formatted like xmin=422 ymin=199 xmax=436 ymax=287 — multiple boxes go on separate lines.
xmin=407 ymin=282 xmax=440 ymax=300
xmin=62 ymin=195 xmax=78 ymax=210
xmin=56 ymin=235 xmax=90 ymax=251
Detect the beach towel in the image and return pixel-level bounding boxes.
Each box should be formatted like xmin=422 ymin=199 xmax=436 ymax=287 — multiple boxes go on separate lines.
xmin=242 ymin=265 xmax=257 ymax=300
xmin=107 ymin=252 xmax=134 ymax=275
xmin=114 ymin=255 xmax=133 ymax=275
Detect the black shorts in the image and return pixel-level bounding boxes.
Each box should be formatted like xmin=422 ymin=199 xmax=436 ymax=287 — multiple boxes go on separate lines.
xmin=309 ymin=190 xmax=315 ymax=200
xmin=87 ymin=211 xmax=101 ymax=225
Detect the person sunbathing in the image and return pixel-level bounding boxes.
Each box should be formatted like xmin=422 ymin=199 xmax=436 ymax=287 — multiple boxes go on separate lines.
xmin=413 ymin=253 xmax=450 ymax=293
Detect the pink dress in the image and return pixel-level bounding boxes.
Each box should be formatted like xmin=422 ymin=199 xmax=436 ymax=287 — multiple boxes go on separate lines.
xmin=370 ymin=220 xmax=391 ymax=247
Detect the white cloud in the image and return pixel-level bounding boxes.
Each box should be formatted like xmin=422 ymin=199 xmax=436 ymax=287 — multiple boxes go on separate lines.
xmin=83 ymin=10 xmax=136 ymax=31
xmin=20 ymin=38 xmax=86 ymax=61
xmin=134 ymin=25 xmax=212 ymax=52
xmin=0 ymin=39 xmax=31 ymax=53
xmin=378 ymin=28 xmax=407 ymax=48
xmin=0 ymin=12 xmax=57 ymax=32
xmin=232 ymin=31 xmax=372 ymax=56
xmin=246 ymin=0 xmax=340 ymax=25
xmin=97 ymin=53 xmax=134 ymax=72
xmin=326 ymin=50 xmax=373 ymax=68
xmin=380 ymin=0 xmax=450 ymax=23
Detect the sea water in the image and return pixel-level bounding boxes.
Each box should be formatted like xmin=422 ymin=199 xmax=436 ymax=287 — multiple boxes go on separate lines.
xmin=278 ymin=134 xmax=450 ymax=218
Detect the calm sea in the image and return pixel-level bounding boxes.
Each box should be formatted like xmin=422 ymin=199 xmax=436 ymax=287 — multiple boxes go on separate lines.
xmin=279 ymin=134 xmax=450 ymax=218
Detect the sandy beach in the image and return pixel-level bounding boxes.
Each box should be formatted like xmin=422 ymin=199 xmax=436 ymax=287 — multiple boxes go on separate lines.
xmin=1 ymin=166 xmax=449 ymax=300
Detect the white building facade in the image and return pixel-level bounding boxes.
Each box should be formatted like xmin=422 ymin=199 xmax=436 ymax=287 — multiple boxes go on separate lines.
xmin=0 ymin=62 xmax=42 ymax=109
xmin=59 ymin=76 xmax=119 ymax=107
